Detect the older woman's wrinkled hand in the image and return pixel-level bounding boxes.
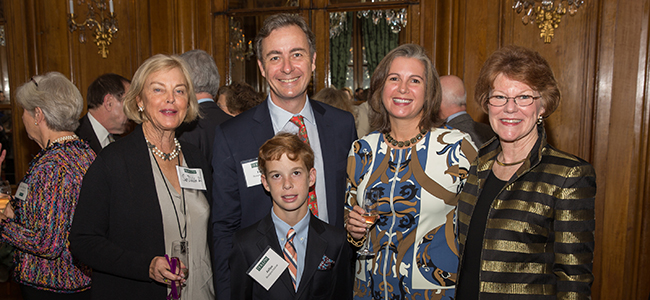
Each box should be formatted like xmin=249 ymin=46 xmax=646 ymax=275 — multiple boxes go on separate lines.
xmin=149 ymin=256 xmax=184 ymax=285
xmin=346 ymin=205 xmax=369 ymax=240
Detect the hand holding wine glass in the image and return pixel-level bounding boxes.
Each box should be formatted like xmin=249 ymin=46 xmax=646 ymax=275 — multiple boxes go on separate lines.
xmin=357 ymin=189 xmax=379 ymax=257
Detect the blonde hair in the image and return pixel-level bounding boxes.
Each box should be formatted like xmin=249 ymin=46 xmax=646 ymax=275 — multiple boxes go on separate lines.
xmin=123 ymin=54 xmax=200 ymax=124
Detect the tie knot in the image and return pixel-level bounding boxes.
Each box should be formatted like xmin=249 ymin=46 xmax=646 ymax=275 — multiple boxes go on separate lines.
xmin=289 ymin=115 xmax=304 ymax=127
xmin=286 ymin=228 xmax=296 ymax=242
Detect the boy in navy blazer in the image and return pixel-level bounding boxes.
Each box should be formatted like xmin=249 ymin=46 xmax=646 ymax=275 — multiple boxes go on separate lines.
xmin=229 ymin=133 xmax=352 ymax=300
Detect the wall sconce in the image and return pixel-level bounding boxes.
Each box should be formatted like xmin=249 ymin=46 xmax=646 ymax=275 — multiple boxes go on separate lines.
xmin=67 ymin=0 xmax=118 ymax=58
xmin=230 ymin=18 xmax=253 ymax=61
xmin=513 ymin=0 xmax=584 ymax=43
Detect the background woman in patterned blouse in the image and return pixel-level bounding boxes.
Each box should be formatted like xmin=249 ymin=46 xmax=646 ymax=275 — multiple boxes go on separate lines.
xmin=455 ymin=45 xmax=596 ymax=299
xmin=0 ymin=72 xmax=96 ymax=299
xmin=345 ymin=44 xmax=477 ymax=300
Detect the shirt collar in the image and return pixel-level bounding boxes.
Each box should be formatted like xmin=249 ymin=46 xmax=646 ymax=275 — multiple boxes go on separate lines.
xmin=267 ymin=95 xmax=315 ymax=133
xmin=271 ymin=208 xmax=310 ymax=243
xmin=446 ymin=110 xmax=467 ymax=122
xmin=87 ymin=111 xmax=111 ymax=144
xmin=197 ymin=97 xmax=214 ymax=104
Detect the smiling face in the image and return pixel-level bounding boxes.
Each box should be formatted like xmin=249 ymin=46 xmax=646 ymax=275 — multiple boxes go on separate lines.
xmin=381 ymin=56 xmax=427 ymax=127
xmin=261 ymin=153 xmax=316 ymax=221
xmin=488 ymin=73 xmax=545 ymax=146
xmin=257 ymin=25 xmax=316 ymax=112
xmin=137 ymin=68 xmax=189 ymax=134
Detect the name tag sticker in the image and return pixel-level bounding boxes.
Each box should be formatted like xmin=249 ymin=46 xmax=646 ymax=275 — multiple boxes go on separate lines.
xmin=15 ymin=182 xmax=29 ymax=201
xmin=241 ymin=158 xmax=262 ymax=187
xmin=246 ymin=246 xmax=288 ymax=290
xmin=176 ymin=166 xmax=207 ymax=190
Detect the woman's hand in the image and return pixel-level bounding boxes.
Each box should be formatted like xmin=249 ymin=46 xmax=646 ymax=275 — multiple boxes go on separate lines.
xmin=346 ymin=205 xmax=369 ymax=240
xmin=149 ymin=256 xmax=184 ymax=285
xmin=2 ymin=202 xmax=13 ymax=219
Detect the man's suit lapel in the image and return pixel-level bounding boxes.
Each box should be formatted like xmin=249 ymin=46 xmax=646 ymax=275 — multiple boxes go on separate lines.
xmin=256 ymin=215 xmax=296 ymax=295
xmin=251 ymin=100 xmax=276 ymax=148
xmin=295 ymin=215 xmax=328 ymax=299
xmin=310 ymin=100 xmax=339 ymax=226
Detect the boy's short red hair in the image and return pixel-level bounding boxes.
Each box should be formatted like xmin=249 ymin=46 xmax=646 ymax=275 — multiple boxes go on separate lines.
xmin=258 ymin=132 xmax=315 ymax=174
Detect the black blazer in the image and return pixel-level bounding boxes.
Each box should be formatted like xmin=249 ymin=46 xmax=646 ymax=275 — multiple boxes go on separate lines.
xmin=446 ymin=113 xmax=495 ymax=148
xmin=176 ymin=100 xmax=232 ymax=164
xmin=69 ymin=125 xmax=212 ymax=300
xmin=76 ymin=114 xmax=102 ymax=154
xmin=229 ymin=213 xmax=352 ymax=300
xmin=211 ymin=99 xmax=357 ymax=299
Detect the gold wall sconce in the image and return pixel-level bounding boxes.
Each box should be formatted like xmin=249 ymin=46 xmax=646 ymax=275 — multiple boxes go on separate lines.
xmin=513 ymin=0 xmax=583 ymax=43
xmin=67 ymin=0 xmax=118 ymax=58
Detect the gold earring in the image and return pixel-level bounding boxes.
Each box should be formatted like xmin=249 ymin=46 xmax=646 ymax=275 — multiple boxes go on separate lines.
xmin=138 ymin=106 xmax=144 ymax=112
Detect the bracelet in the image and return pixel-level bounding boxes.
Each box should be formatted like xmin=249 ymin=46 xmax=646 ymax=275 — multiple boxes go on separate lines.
xmin=347 ymin=232 xmax=366 ymax=248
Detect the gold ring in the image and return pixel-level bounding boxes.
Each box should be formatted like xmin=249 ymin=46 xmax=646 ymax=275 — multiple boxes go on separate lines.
xmin=163 ymin=278 xmax=169 ymax=283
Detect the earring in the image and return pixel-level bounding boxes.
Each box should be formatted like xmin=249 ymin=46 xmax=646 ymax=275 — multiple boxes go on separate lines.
xmin=138 ymin=106 xmax=144 ymax=112
xmin=537 ymin=115 xmax=543 ymax=125
xmin=34 ymin=122 xmax=38 ymax=126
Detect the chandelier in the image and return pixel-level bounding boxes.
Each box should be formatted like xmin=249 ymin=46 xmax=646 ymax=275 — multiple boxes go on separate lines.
xmin=230 ymin=18 xmax=254 ymax=61
xmin=68 ymin=0 xmax=119 ymax=58
xmin=513 ymin=0 xmax=584 ymax=43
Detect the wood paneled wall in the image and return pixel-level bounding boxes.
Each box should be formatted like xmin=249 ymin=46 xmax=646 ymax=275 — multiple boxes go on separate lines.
xmin=2 ymin=0 xmax=649 ymax=299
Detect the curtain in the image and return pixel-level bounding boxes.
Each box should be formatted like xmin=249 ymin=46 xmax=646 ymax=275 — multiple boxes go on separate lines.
xmin=330 ymin=12 xmax=353 ymax=89
xmin=362 ymin=15 xmax=399 ymax=76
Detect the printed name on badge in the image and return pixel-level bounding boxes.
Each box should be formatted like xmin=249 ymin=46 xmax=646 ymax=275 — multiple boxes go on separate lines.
xmin=242 ymin=158 xmax=262 ymax=187
xmin=246 ymin=246 xmax=288 ymax=290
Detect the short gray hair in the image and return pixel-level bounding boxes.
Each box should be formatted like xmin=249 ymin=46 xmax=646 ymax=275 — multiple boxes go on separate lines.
xmin=180 ymin=49 xmax=220 ymax=98
xmin=16 ymin=72 xmax=83 ymax=132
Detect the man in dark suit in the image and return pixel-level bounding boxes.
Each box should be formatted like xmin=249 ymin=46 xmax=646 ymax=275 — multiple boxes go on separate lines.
xmin=76 ymin=73 xmax=131 ymax=153
xmin=440 ymin=75 xmax=495 ymax=147
xmin=212 ymin=13 xmax=357 ymax=300
xmin=229 ymin=133 xmax=351 ymax=300
xmin=177 ymin=49 xmax=232 ymax=163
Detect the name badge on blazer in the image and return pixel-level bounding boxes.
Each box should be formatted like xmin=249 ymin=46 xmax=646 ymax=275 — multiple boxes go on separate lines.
xmin=241 ymin=158 xmax=262 ymax=188
xmin=176 ymin=166 xmax=207 ymax=190
xmin=15 ymin=182 xmax=29 ymax=201
xmin=247 ymin=246 xmax=288 ymax=290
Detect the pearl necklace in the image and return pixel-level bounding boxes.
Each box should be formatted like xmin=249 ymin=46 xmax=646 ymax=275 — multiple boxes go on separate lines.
xmin=145 ymin=137 xmax=181 ymax=161
xmin=52 ymin=134 xmax=78 ymax=144
xmin=385 ymin=129 xmax=428 ymax=148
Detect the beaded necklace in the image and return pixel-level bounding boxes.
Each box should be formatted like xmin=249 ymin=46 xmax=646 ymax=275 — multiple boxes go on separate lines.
xmin=145 ymin=138 xmax=181 ymax=161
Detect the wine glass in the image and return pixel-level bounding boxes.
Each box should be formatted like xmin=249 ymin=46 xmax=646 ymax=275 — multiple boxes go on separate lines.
xmin=0 ymin=180 xmax=11 ymax=212
xmin=357 ymin=189 xmax=379 ymax=257
xmin=172 ymin=240 xmax=189 ymax=284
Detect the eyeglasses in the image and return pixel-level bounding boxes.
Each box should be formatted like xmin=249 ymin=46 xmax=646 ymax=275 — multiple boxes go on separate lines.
xmin=487 ymin=94 xmax=541 ymax=107
xmin=30 ymin=77 xmax=38 ymax=87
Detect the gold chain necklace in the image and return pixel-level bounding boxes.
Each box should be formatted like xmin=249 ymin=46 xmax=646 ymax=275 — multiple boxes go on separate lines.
xmin=495 ymin=156 xmax=526 ymax=166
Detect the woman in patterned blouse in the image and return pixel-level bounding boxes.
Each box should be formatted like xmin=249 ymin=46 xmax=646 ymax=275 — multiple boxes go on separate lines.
xmin=0 ymin=72 xmax=96 ymax=299
xmin=345 ymin=44 xmax=477 ymax=300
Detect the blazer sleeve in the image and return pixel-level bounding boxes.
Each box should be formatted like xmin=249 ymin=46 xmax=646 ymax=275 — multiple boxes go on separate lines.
xmin=69 ymin=155 xmax=153 ymax=282
xmin=228 ymin=232 xmax=254 ymax=300
xmin=211 ymin=124 xmax=241 ymax=300
xmin=553 ymin=163 xmax=596 ymax=299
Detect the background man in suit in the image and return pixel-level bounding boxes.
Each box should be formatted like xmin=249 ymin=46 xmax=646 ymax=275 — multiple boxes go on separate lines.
xmin=229 ymin=133 xmax=351 ymax=300
xmin=177 ymin=49 xmax=232 ymax=163
xmin=440 ymin=75 xmax=494 ymax=147
xmin=211 ymin=13 xmax=357 ymax=300
xmin=76 ymin=73 xmax=131 ymax=153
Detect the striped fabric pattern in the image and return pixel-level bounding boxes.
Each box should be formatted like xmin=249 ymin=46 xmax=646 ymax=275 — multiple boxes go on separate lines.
xmin=283 ymin=228 xmax=298 ymax=290
xmin=0 ymin=140 xmax=96 ymax=293
xmin=456 ymin=125 xmax=595 ymax=300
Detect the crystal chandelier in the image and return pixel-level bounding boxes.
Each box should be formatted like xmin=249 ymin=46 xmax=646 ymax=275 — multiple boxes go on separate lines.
xmin=513 ymin=0 xmax=584 ymax=43
xmin=67 ymin=0 xmax=118 ymax=58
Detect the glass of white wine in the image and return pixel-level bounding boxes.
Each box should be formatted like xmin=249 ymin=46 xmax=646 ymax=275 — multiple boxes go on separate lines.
xmin=0 ymin=180 xmax=11 ymax=213
xmin=357 ymin=189 xmax=379 ymax=257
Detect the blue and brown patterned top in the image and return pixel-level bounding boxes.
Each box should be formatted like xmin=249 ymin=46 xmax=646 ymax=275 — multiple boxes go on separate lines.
xmin=1 ymin=139 xmax=95 ymax=293
xmin=346 ymin=128 xmax=477 ymax=300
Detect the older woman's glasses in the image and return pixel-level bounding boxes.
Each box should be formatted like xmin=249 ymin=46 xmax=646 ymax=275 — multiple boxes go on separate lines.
xmin=488 ymin=94 xmax=541 ymax=107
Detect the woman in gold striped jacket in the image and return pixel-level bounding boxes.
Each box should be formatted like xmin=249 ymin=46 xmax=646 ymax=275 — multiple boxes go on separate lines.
xmin=455 ymin=45 xmax=595 ymax=300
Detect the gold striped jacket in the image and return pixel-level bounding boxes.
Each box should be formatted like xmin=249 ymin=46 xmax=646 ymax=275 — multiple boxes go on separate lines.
xmin=456 ymin=125 xmax=595 ymax=300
